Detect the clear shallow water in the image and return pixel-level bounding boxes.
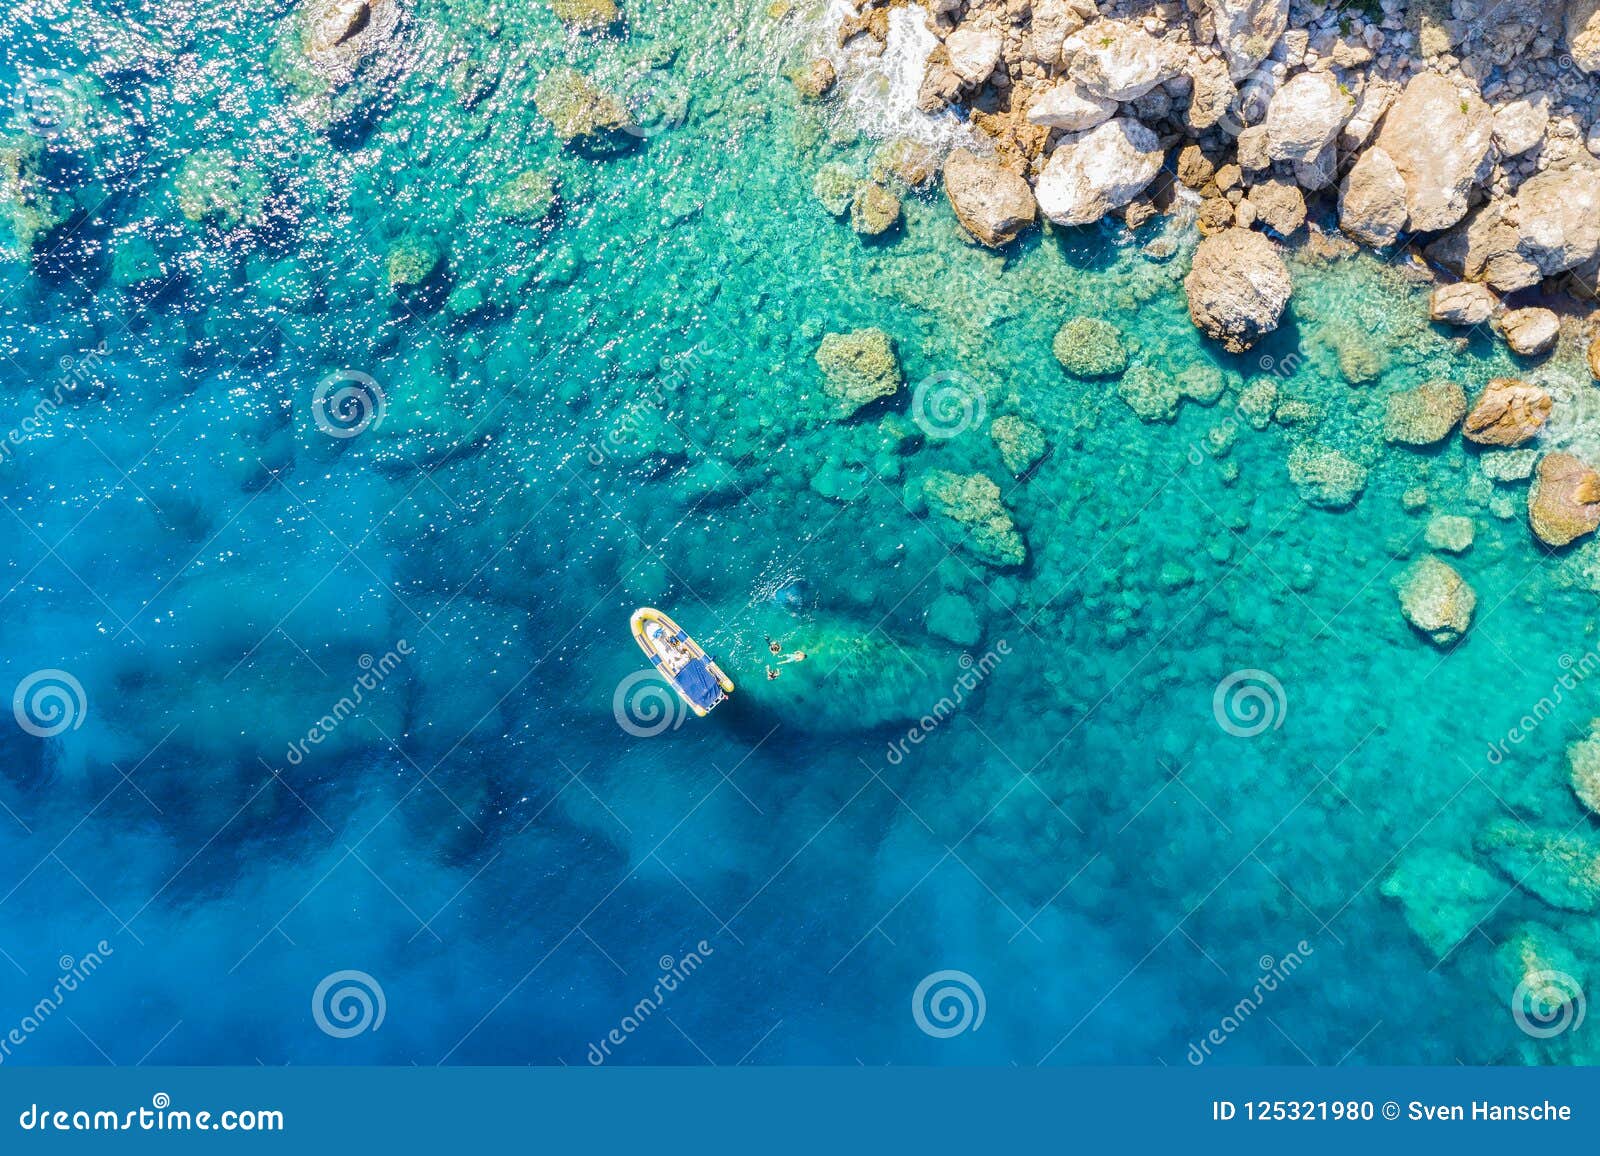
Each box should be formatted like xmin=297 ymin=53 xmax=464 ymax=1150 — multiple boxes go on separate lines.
xmin=1 ymin=0 xmax=1598 ymax=1066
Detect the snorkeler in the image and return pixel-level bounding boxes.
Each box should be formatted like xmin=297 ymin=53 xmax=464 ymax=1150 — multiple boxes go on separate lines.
xmin=777 ymin=650 xmax=807 ymax=665
xmin=766 ymin=665 xmax=780 ymax=680
xmin=765 ymin=636 xmax=782 ymax=655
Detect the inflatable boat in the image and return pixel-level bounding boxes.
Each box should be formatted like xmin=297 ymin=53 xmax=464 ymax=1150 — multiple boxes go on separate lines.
xmin=630 ymin=607 xmax=735 ymax=717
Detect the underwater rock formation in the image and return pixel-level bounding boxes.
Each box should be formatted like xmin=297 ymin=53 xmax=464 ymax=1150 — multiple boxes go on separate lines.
xmin=1383 ymin=381 xmax=1467 ymax=447
xmin=815 ymin=328 xmax=904 ymax=418
xmin=1051 ymin=316 xmax=1127 ymax=379
xmin=1395 ymin=555 xmax=1476 ymax=646
xmin=915 ymin=469 xmax=1027 ymax=567
xmin=535 ymin=68 xmax=636 ymax=149
xmin=1477 ymin=820 xmax=1600 ymax=912
xmin=1286 ymin=443 xmax=1366 ymax=510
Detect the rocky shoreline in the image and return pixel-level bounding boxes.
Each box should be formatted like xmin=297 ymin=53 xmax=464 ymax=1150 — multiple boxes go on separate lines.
xmin=813 ymin=0 xmax=1600 ymax=365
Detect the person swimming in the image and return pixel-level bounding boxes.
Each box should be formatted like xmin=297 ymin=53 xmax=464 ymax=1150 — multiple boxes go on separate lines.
xmin=765 ymin=635 xmax=782 ymax=655
xmin=766 ymin=665 xmax=780 ymax=680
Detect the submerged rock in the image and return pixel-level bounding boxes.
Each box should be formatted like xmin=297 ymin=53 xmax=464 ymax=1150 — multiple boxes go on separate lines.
xmin=1380 ymin=847 xmax=1502 ymax=957
xmin=989 ymin=415 xmax=1046 ymax=476
xmin=1395 ymin=555 xmax=1475 ymax=645
xmin=917 ymin=470 xmax=1027 ymax=567
xmin=0 ymin=134 xmax=67 ymax=258
xmin=1529 ymin=452 xmax=1600 ymax=546
xmin=871 ymin=139 xmax=937 ymax=189
xmin=815 ymin=329 xmax=903 ymax=418
xmin=1477 ymin=820 xmax=1600 ymax=912
xmin=385 ymin=235 xmax=442 ymax=293
xmin=925 ymin=593 xmax=982 ymax=647
xmin=942 ymin=149 xmax=1036 ymax=248
xmin=487 ymin=170 xmax=558 ymax=222
xmin=1383 ymin=381 xmax=1466 ymax=446
xmin=1184 ymin=228 xmax=1292 ymax=352
xmin=740 ymin=610 xmax=973 ymax=734
xmin=548 ymin=0 xmax=619 ymax=29
xmin=174 ymin=150 xmax=267 ymax=229
xmin=812 ymin=163 xmax=858 ymax=217
xmin=1425 ymin=515 xmax=1475 ymax=554
xmin=1034 ymin=118 xmax=1163 ymax=227
xmin=1462 ymin=378 xmax=1551 ymax=446
xmin=535 ymin=68 xmax=635 ymax=150
xmin=1287 ymin=443 xmax=1367 ymax=510
xmin=1568 ymin=720 xmax=1600 ymax=815
xmin=849 ymin=182 xmax=901 ymax=236
xmin=1052 ymin=317 xmax=1127 ymax=379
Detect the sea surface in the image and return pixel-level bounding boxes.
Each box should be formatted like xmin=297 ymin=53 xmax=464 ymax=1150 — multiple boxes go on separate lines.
xmin=1 ymin=0 xmax=1598 ymax=1066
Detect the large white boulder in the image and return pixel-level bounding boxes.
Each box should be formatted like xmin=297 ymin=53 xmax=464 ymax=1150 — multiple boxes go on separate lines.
xmin=1338 ymin=146 xmax=1409 ymax=248
xmin=1184 ymin=227 xmax=1293 ymax=352
xmin=1371 ymin=72 xmax=1495 ymax=233
xmin=945 ymin=22 xmax=1004 ymax=85
xmin=1026 ymin=81 xmax=1118 ymax=132
xmin=1204 ymin=0 xmax=1290 ymax=79
xmin=1264 ymin=70 xmax=1349 ymax=163
xmin=1034 ymin=117 xmax=1164 ymax=226
xmin=1065 ymin=21 xmax=1177 ymax=101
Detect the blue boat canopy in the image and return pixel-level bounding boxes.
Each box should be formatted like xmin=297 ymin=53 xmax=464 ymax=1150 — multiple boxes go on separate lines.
xmin=674 ymin=657 xmax=725 ymax=711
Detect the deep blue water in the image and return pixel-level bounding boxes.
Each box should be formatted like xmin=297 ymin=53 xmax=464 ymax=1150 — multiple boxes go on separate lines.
xmin=1 ymin=0 xmax=1598 ymax=1067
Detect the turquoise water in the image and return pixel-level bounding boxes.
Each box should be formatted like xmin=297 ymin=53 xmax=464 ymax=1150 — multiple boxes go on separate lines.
xmin=1 ymin=0 xmax=1598 ymax=1066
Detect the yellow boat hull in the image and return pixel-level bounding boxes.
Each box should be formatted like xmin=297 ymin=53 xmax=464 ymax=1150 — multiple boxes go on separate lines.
xmin=630 ymin=607 xmax=734 ymax=717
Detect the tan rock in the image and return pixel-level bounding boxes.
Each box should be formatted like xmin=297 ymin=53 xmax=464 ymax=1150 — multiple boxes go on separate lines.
xmin=1429 ymin=282 xmax=1497 ymax=326
xmin=1247 ymin=178 xmax=1306 ymax=236
xmin=1339 ymin=146 xmax=1408 ymax=248
xmin=1185 ymin=228 xmax=1292 ymax=352
xmin=1529 ymin=452 xmax=1600 ymax=547
xmin=942 ymin=149 xmax=1037 ymax=247
xmin=1462 ymin=378 xmax=1552 ymax=447
xmin=1497 ymin=306 xmax=1560 ymax=357
xmin=1371 ymin=72 xmax=1494 ymax=233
